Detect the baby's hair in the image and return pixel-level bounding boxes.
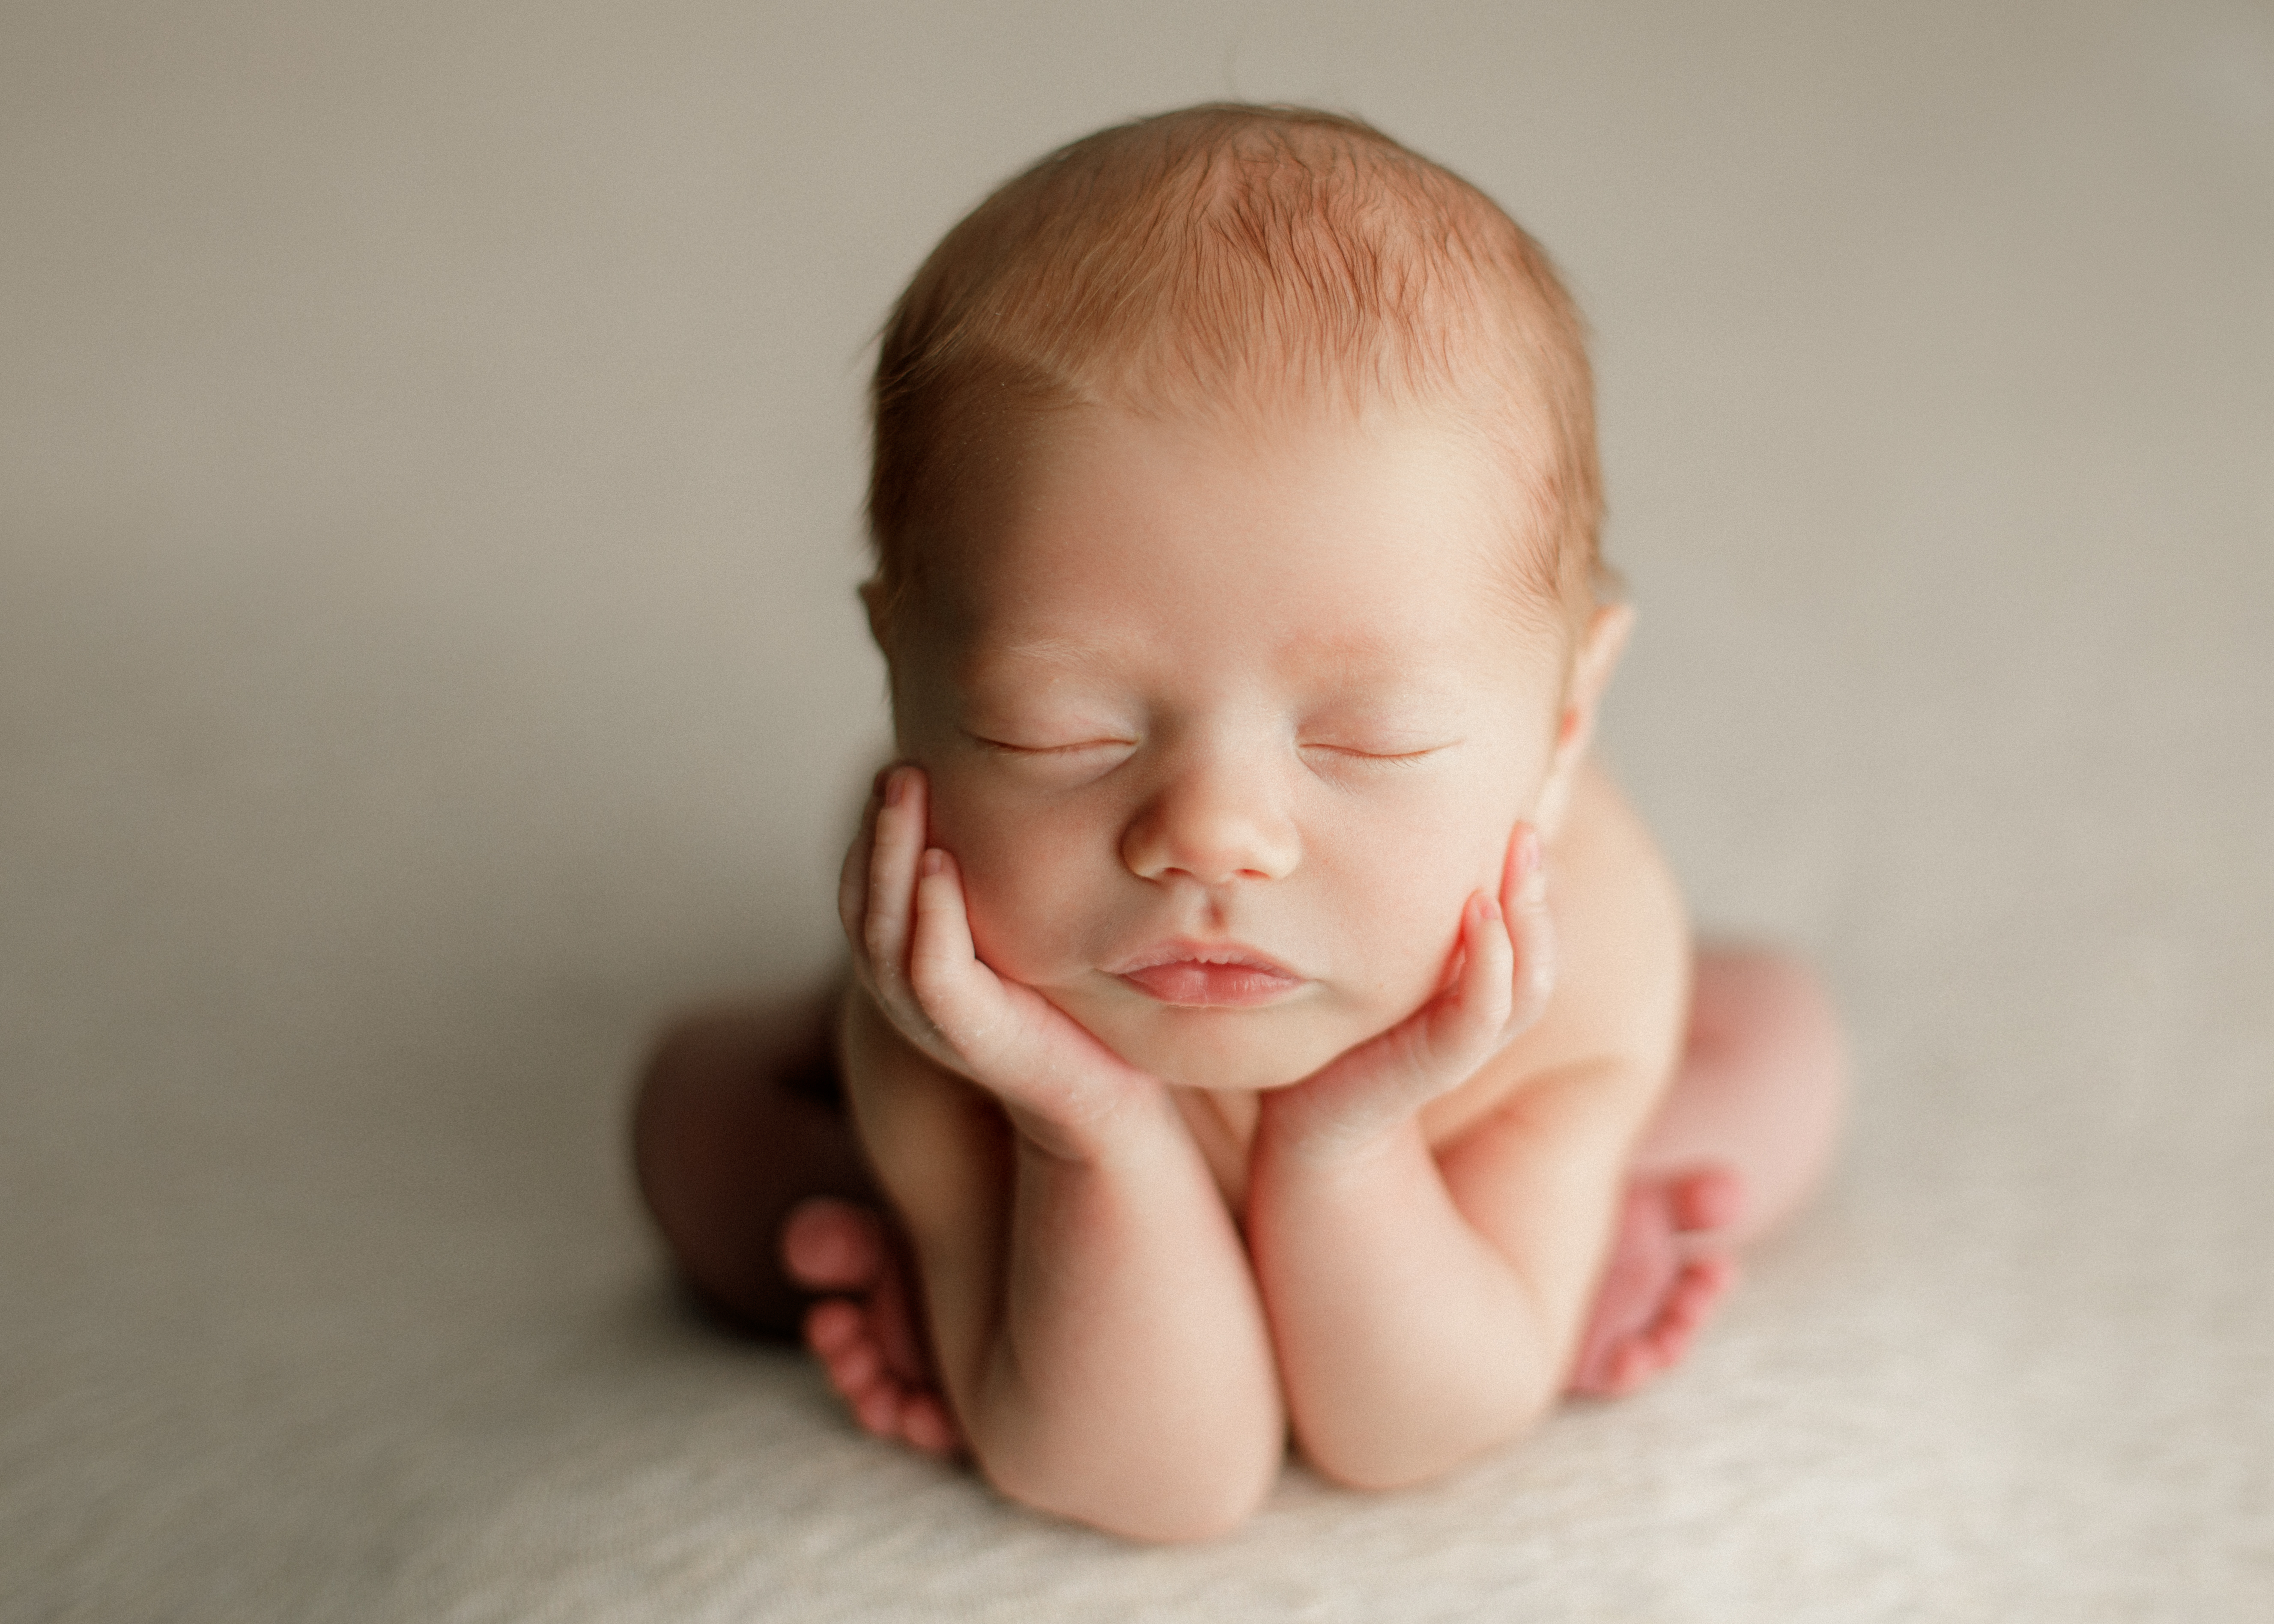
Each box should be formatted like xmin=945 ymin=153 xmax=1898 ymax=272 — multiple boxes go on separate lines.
xmin=865 ymin=103 xmax=1604 ymax=646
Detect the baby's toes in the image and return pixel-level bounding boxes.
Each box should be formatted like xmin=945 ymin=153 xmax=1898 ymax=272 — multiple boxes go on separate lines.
xmin=837 ymin=1337 xmax=887 ymax=1393
xmin=852 ymin=1382 xmax=904 ymax=1439
xmin=898 ymin=1393 xmax=961 ymax=1456
xmin=803 ymin=1297 xmax=864 ymax=1358
xmin=1668 ymin=1166 xmax=1746 ymax=1235
xmin=1665 ymin=1253 xmax=1739 ymax=1331
xmin=781 ymin=1196 xmax=889 ymax=1292
xmin=1600 ymin=1340 xmax=1658 ymax=1397
xmin=806 ymin=1297 xmax=892 ymax=1405
xmin=1634 ymin=1257 xmax=1737 ymax=1365
xmin=1571 ymin=1331 xmax=1644 ymax=1398
xmin=1617 ymin=1311 xmax=1701 ymax=1391
xmin=816 ymin=1324 xmax=884 ymax=1401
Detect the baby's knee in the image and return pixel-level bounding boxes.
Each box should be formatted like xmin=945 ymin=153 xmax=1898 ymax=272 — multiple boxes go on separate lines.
xmin=1695 ymin=950 xmax=1845 ymax=1079
xmin=632 ymin=1007 xmax=761 ymax=1200
xmin=1676 ymin=948 xmax=1850 ymax=1231
xmin=628 ymin=997 xmax=867 ymax=1329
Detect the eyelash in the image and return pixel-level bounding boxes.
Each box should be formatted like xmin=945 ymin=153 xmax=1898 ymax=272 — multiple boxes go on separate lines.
xmin=975 ymin=737 xmax=1131 ymax=757
xmin=1304 ymin=744 xmax=1440 ymax=766
xmin=971 ymin=736 xmax=1447 ymax=770
xmin=981 ymin=738 xmax=1434 ymax=755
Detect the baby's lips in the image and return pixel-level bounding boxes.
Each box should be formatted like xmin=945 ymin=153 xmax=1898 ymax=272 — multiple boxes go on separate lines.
xmin=1117 ymin=960 xmax=1303 ymax=1008
xmin=1107 ymin=939 xmax=1300 ymax=980
xmin=1107 ymin=939 xmax=1307 ymax=1008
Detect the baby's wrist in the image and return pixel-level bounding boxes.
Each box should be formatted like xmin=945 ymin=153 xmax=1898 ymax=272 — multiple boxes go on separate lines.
xmin=1252 ymin=1083 xmax=1428 ymax=1171
xmin=1000 ymin=1078 xmax=1182 ymax=1168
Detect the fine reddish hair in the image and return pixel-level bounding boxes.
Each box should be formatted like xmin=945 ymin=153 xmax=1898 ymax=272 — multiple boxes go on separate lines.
xmin=865 ymin=104 xmax=1604 ymax=646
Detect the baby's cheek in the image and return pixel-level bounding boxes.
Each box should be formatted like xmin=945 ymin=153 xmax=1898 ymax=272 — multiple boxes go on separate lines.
xmin=958 ymin=869 xmax=1053 ymax=982
xmin=1330 ymin=815 xmax=1503 ymax=999
xmin=934 ymin=804 xmax=1095 ymax=983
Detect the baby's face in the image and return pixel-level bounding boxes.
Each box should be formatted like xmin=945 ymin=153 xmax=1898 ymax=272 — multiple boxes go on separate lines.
xmin=889 ymin=402 xmax=1572 ymax=1091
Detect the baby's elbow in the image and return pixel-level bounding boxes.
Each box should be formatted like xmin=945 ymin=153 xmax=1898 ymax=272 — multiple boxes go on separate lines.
xmin=984 ymin=1436 xmax=1280 ymax=1544
xmin=1302 ymin=1383 xmax=1557 ymax=1495
xmin=1116 ymin=1472 xmax=1276 ymax=1544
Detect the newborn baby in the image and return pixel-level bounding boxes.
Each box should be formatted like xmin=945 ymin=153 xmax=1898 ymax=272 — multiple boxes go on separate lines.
xmin=634 ymin=104 xmax=1846 ymax=1541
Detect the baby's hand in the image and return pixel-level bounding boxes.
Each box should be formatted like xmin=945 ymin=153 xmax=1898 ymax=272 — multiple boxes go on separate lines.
xmin=839 ymin=766 xmax=1163 ymax=1159
xmin=1259 ymin=825 xmax=1554 ymax=1162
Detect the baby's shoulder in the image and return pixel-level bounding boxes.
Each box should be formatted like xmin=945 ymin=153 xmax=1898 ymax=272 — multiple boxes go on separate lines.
xmin=1551 ymin=759 xmax=1689 ymax=998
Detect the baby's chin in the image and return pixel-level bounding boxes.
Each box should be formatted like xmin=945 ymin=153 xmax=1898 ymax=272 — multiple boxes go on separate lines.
xmin=1072 ymin=1000 xmax=1372 ymax=1093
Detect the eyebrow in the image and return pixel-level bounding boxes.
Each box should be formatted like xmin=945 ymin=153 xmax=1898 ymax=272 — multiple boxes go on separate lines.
xmin=978 ymin=625 xmax=1447 ymax=667
xmin=962 ymin=642 xmax=1477 ymax=718
xmin=977 ymin=635 xmax=1139 ymax=665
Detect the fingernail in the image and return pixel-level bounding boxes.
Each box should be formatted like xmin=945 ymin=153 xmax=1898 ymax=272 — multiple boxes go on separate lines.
xmin=1517 ymin=831 xmax=1547 ymax=898
xmin=884 ymin=768 xmax=907 ymax=808
xmin=1480 ymin=893 xmax=1502 ymax=923
xmin=920 ymin=848 xmax=944 ymax=876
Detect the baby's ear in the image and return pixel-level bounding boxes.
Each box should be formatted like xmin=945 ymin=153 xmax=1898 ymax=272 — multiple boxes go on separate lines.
xmin=1534 ymin=602 xmax=1632 ymax=836
xmin=857 ymin=578 xmax=892 ymax=652
xmin=1564 ymin=601 xmax=1635 ymax=742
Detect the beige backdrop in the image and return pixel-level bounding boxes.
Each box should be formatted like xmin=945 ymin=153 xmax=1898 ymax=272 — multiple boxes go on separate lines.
xmin=5 ymin=3 xmax=2270 ymax=1619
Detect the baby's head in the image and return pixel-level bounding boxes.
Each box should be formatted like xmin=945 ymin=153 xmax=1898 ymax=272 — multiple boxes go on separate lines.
xmin=861 ymin=105 xmax=1632 ymax=1091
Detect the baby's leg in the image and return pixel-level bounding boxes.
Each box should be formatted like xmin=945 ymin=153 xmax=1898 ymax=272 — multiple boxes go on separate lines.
xmin=630 ymin=992 xmax=877 ymax=1334
xmin=1567 ymin=948 xmax=1847 ymax=1397
xmin=630 ymin=995 xmax=956 ymax=1451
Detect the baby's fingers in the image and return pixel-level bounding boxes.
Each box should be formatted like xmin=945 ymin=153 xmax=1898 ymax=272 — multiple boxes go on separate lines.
xmin=905 ymin=847 xmax=1009 ymax=1069
xmin=861 ymin=768 xmax=928 ymax=1005
xmin=1433 ymin=889 xmax=1517 ymax=1065
xmin=1354 ymin=888 xmax=1515 ymax=1102
xmin=1263 ymin=890 xmax=1513 ymax=1160
xmin=836 ymin=769 xmax=889 ymax=955
xmin=1343 ymin=891 xmax=1512 ymax=1098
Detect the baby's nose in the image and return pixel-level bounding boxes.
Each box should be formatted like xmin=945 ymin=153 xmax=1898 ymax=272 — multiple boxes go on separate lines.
xmin=1119 ymin=761 xmax=1298 ymax=886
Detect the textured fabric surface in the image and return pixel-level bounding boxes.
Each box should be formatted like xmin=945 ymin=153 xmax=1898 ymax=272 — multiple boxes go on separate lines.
xmin=5 ymin=3 xmax=2270 ymax=1619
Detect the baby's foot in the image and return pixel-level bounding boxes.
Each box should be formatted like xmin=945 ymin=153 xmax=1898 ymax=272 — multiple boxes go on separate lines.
xmin=1566 ymin=1168 xmax=1743 ymax=1398
xmin=780 ymin=1197 xmax=962 ymax=1456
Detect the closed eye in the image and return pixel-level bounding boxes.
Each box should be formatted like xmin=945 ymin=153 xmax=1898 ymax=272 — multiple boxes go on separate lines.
xmin=1301 ymin=742 xmax=1453 ymax=765
xmin=968 ymin=733 xmax=1137 ymax=757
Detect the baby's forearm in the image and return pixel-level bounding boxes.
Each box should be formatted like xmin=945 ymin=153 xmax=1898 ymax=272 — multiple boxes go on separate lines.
xmin=952 ymin=1105 xmax=1283 ymax=1539
xmin=1245 ymin=1114 xmax=1561 ymax=1489
xmin=848 ymin=976 xmax=1282 ymax=1542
